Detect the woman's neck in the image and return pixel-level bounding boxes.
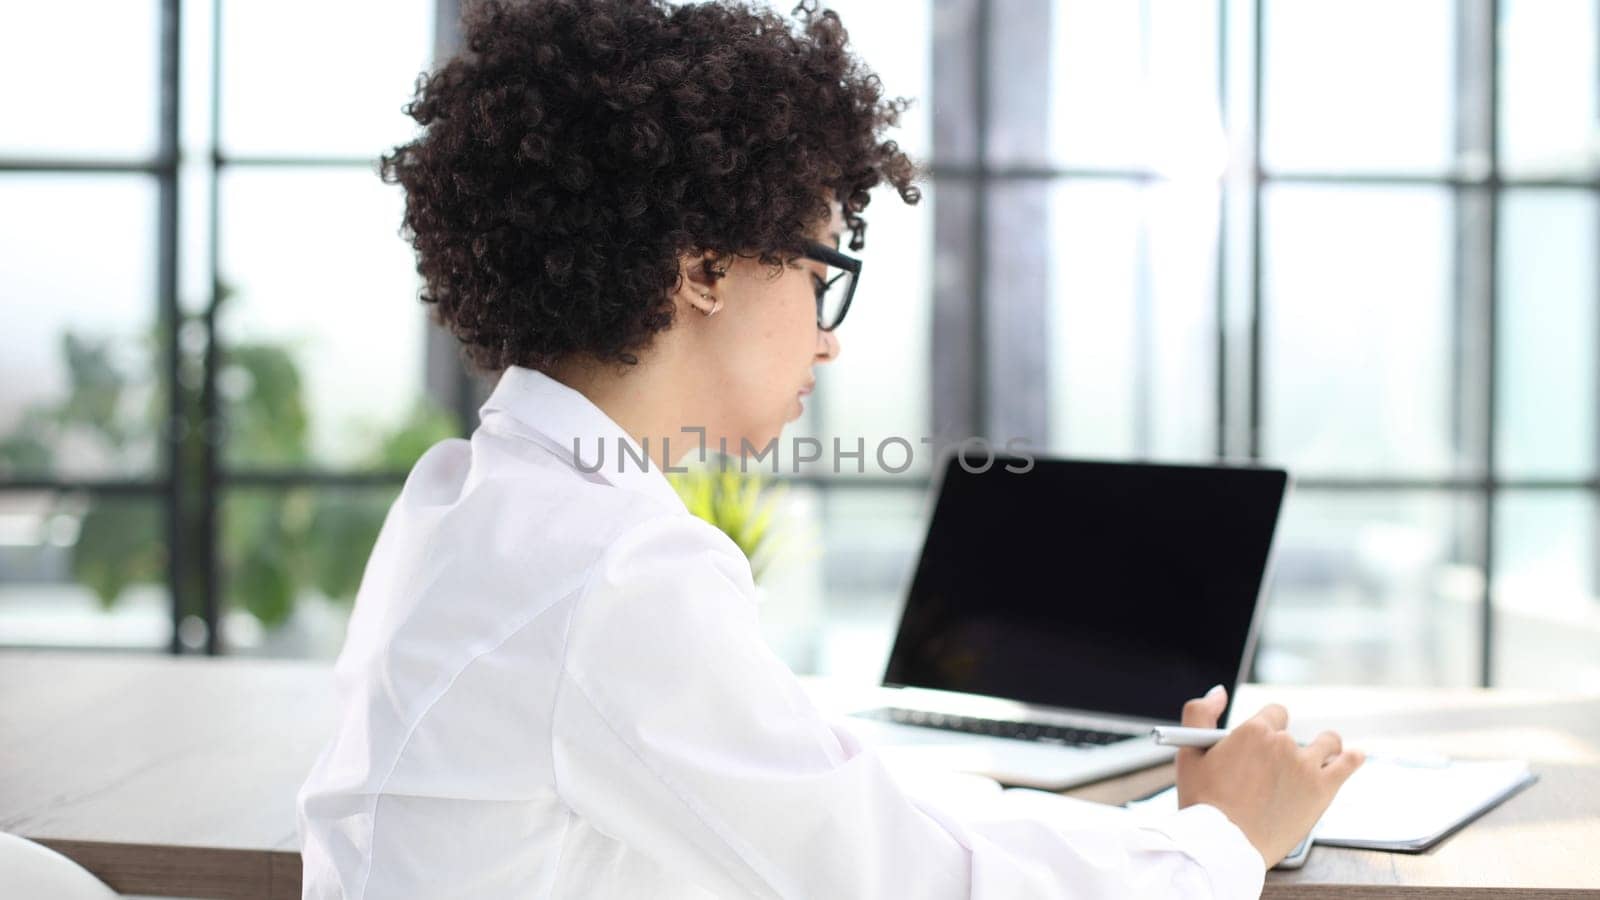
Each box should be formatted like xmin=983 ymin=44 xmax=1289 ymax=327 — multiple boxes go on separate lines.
xmin=540 ymin=355 xmax=703 ymax=474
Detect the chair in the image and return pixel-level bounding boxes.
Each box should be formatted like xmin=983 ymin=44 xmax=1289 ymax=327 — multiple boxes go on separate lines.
xmin=0 ymin=832 xmax=119 ymax=899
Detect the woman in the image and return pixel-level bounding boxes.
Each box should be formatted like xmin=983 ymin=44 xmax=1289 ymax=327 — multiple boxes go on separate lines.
xmin=297 ymin=1 xmax=1363 ymax=897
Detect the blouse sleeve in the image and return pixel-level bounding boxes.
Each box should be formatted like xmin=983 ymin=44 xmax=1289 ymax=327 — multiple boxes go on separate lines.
xmin=550 ymin=513 xmax=1266 ymax=899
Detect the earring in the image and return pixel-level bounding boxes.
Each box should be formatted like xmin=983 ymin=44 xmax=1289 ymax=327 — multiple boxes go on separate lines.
xmin=699 ymin=293 xmax=722 ymax=317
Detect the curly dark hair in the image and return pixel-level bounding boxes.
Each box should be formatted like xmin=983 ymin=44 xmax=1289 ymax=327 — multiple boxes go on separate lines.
xmin=380 ymin=0 xmax=922 ymax=372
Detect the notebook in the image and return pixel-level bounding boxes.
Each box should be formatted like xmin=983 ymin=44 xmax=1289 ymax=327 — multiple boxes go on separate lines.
xmin=1124 ymin=756 xmax=1538 ymax=853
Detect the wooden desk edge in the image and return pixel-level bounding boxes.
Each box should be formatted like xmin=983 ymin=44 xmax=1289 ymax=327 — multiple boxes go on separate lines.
xmin=33 ymin=834 xmax=1599 ymax=900
xmin=1261 ymin=887 xmax=1599 ymax=899
xmin=35 ymin=838 xmax=302 ymax=900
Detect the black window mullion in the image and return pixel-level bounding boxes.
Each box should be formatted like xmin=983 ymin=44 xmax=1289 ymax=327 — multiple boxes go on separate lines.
xmin=1130 ymin=0 xmax=1154 ymax=458
xmin=199 ymin=0 xmax=225 ymax=655
xmin=221 ymin=470 xmax=413 ymax=489
xmin=1592 ymin=0 xmax=1600 ymax=636
xmin=1247 ymin=0 xmax=1265 ymax=462
xmin=928 ymin=164 xmax=1596 ymax=190
xmin=0 ymin=481 xmax=170 ymax=496
xmin=1242 ymin=0 xmax=1263 ymax=678
xmin=1453 ymin=0 xmax=1492 ymax=679
xmin=973 ymin=0 xmax=991 ymax=441
xmin=0 ymin=159 xmax=168 ymax=174
xmin=158 ymin=0 xmax=184 ymax=655
xmin=1452 ymin=0 xmax=1510 ymax=685
xmin=1478 ymin=0 xmax=1502 ymax=688
xmin=211 ymin=155 xmax=379 ymax=167
xmin=1214 ymin=0 xmax=1231 ymax=460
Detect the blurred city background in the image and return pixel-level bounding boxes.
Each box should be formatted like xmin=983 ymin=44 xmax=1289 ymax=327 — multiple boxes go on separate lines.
xmin=1 ymin=0 xmax=1596 ymax=691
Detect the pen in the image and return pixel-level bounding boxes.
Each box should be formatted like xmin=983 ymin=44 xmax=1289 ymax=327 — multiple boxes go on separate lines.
xmin=1150 ymin=726 xmax=1453 ymax=767
xmin=1150 ymin=726 xmax=1235 ymax=748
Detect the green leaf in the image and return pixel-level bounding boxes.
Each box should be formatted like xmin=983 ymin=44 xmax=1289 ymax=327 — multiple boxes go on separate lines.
xmin=375 ymin=404 xmax=458 ymax=468
xmin=235 ymin=548 xmax=295 ymax=627
xmin=57 ymin=332 xmax=131 ymax=446
xmin=665 ymin=462 xmax=791 ymax=582
xmin=0 ymin=408 xmax=57 ymax=476
xmin=27 ymin=302 xmax=470 ymax=630
xmin=219 ymin=343 xmax=311 ymax=466
xmin=304 ymin=492 xmax=391 ymax=602
xmin=70 ymin=500 xmax=164 ymax=609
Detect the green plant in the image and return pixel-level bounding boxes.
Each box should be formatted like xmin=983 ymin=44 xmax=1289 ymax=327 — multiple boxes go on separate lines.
xmin=0 ymin=294 xmax=458 ymax=630
xmin=219 ymin=396 xmax=456 ymax=626
xmin=666 ymin=461 xmax=792 ymax=584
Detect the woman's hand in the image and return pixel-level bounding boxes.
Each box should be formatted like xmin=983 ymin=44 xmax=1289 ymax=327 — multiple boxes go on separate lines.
xmin=1173 ymin=684 xmax=1365 ymax=868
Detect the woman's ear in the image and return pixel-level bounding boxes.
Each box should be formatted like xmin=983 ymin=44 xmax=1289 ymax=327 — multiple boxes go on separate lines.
xmin=677 ymin=250 xmax=725 ymax=318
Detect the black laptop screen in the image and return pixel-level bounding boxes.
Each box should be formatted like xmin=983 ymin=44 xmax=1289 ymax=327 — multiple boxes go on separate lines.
xmin=882 ymin=455 xmax=1287 ymax=724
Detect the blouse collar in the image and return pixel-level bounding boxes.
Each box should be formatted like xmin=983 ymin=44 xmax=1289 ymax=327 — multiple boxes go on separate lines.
xmin=478 ymin=365 xmax=687 ymax=513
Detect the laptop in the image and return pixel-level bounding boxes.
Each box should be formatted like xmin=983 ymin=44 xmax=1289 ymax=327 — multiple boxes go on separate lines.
xmin=828 ymin=452 xmax=1290 ymax=791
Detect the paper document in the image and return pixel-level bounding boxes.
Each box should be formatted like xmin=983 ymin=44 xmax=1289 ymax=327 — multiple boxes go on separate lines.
xmin=1125 ymin=757 xmax=1536 ymax=853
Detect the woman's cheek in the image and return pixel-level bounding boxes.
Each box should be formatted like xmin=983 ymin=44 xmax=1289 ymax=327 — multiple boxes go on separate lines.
xmin=793 ymin=282 xmax=818 ymax=346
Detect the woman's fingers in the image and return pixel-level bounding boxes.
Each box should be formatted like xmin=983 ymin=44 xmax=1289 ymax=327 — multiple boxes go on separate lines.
xmin=1176 ymin=686 xmax=1227 ymax=772
xmin=1248 ymin=702 xmax=1290 ymax=732
xmin=1304 ymin=729 xmax=1343 ymax=765
xmin=1181 ymin=684 xmax=1227 ymax=728
xmin=1322 ymin=748 xmax=1367 ymax=785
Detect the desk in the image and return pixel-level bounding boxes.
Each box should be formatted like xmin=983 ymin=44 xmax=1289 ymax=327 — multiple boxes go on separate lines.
xmin=1 ymin=651 xmax=1596 ymax=899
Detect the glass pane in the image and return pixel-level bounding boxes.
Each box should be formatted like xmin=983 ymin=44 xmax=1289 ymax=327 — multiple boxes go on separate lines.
xmin=819 ymin=0 xmax=933 ymax=165
xmin=1044 ymin=178 xmax=1137 ymax=457
xmin=220 ymin=0 xmax=434 ymax=157
xmin=217 ymin=167 xmax=446 ymax=470
xmin=747 ymin=481 xmax=824 ymax=674
xmin=808 ymin=183 xmax=935 ymax=478
xmin=931 ymin=0 xmax=979 ymax=164
xmin=1262 ymin=185 xmax=1458 ymax=477
xmin=762 ymin=485 xmax=928 ymax=680
xmin=1256 ymin=490 xmax=1481 ymax=687
xmin=928 ymin=179 xmax=977 ymax=434
xmin=0 ymin=491 xmax=171 ymax=650
xmin=985 ymin=0 xmax=1055 ymax=166
xmin=1262 ymin=0 xmax=1456 ymax=174
xmin=0 ymin=3 xmax=160 ymax=158
xmin=0 ymin=175 xmax=163 ymax=480
xmin=179 ymin=0 xmax=215 ymax=157
xmin=983 ymin=179 xmax=1051 ymax=450
xmin=1144 ymin=182 xmax=1221 ymax=458
xmin=1493 ymin=492 xmax=1600 ymax=690
xmin=1027 ymin=179 xmax=1217 ymax=461
xmin=1497 ymin=190 xmax=1598 ymax=479
xmin=1499 ymin=0 xmax=1599 ymax=177
xmin=220 ymin=484 xmax=400 ymax=657
xmin=994 ymin=0 xmax=1221 ymax=171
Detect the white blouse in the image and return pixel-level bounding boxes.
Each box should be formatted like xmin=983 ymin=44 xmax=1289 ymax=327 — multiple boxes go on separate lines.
xmin=296 ymin=364 xmax=1267 ymax=899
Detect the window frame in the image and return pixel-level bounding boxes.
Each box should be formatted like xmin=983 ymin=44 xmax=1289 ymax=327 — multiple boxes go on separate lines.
xmin=3 ymin=0 xmax=1597 ymax=684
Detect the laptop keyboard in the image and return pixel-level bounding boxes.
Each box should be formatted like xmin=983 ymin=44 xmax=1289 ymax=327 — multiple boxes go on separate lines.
xmin=851 ymin=706 xmax=1142 ymax=747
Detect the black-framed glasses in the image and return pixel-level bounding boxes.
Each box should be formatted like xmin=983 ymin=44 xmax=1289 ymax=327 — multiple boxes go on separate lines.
xmin=800 ymin=240 xmax=861 ymax=331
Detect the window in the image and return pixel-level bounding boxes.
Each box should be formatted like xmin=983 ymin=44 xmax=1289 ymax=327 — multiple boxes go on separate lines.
xmin=0 ymin=0 xmax=450 ymax=655
xmin=943 ymin=0 xmax=1600 ymax=690
xmin=5 ymin=0 xmax=1596 ymax=693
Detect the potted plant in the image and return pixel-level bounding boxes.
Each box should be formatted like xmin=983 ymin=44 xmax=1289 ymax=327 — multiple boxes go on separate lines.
xmin=665 ymin=460 xmax=793 ymax=586
xmin=665 ymin=459 xmax=825 ymax=671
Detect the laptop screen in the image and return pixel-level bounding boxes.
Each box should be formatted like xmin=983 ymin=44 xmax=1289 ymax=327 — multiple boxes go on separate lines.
xmin=882 ymin=454 xmax=1287 ymax=724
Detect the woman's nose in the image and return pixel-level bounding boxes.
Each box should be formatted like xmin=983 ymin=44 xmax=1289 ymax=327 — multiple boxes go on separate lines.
xmin=815 ymin=326 xmax=841 ymax=362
